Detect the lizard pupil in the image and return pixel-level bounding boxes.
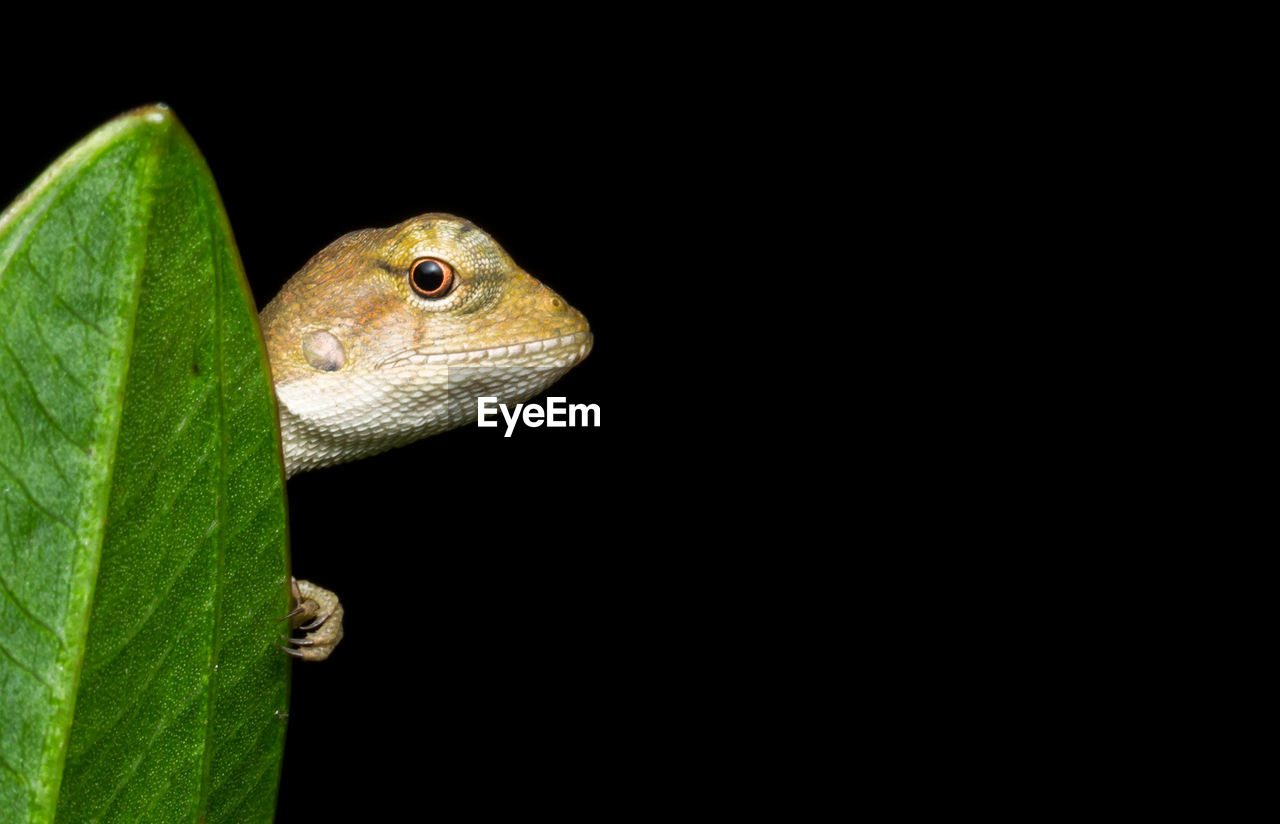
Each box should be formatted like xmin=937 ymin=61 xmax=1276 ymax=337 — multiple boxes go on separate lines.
xmin=410 ymin=258 xmax=454 ymax=298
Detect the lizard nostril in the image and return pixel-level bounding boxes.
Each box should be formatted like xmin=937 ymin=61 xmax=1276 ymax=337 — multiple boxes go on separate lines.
xmin=550 ymin=297 xmax=563 ymax=310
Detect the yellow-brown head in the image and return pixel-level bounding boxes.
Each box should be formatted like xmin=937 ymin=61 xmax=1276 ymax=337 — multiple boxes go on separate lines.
xmin=260 ymin=214 xmax=591 ymax=475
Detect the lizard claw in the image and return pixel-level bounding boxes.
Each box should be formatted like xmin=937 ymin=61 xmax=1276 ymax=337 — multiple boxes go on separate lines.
xmin=297 ymin=612 xmax=331 ymax=631
xmin=279 ymin=577 xmax=343 ymax=661
xmin=275 ymin=641 xmax=310 ymax=660
xmin=277 ymin=604 xmax=306 ymax=624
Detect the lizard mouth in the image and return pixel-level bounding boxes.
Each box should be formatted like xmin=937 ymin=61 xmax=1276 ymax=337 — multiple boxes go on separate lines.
xmin=375 ymin=330 xmax=593 ymax=370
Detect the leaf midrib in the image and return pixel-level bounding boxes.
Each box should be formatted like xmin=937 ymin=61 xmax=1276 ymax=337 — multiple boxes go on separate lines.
xmin=196 ymin=139 xmax=232 ymax=824
xmin=37 ymin=118 xmax=161 ymax=823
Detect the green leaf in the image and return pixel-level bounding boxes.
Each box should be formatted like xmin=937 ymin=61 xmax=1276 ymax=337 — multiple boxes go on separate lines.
xmin=0 ymin=106 xmax=290 ymax=823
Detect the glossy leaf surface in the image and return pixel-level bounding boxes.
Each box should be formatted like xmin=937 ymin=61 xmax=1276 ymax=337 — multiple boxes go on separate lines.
xmin=0 ymin=106 xmax=290 ymax=824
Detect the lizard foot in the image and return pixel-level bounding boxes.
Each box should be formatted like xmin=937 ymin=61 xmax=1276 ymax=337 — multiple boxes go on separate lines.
xmin=277 ymin=577 xmax=344 ymax=661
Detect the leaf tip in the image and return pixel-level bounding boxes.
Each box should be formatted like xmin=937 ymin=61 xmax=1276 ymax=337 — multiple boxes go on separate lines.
xmin=116 ymin=102 xmax=177 ymax=129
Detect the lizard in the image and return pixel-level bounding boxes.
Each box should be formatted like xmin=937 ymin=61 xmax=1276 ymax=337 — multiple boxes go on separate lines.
xmin=260 ymin=213 xmax=592 ymax=660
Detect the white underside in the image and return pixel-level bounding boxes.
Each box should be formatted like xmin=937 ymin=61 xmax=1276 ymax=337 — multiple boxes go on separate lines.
xmin=278 ymin=330 xmax=592 ymax=476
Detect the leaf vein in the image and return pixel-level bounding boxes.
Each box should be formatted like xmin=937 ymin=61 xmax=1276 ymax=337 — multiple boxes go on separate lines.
xmin=106 ymin=379 xmax=222 ymax=521
xmin=97 ymin=676 xmax=211 ymax=820
xmin=0 ymin=568 xmax=65 ymax=646
xmin=67 ymin=596 xmax=207 ymax=762
xmin=49 ymin=289 xmax=110 ymax=339
xmin=213 ymin=726 xmax=280 ymax=819
xmin=0 ymin=339 xmax=91 ymax=455
xmin=0 ymin=458 xmax=76 ymax=534
xmin=84 ymin=524 xmax=216 ymax=673
xmin=197 ymin=181 xmax=233 ymax=820
xmin=106 ymin=439 xmax=216 ymax=545
xmin=1 ymin=392 xmax=26 ymax=451
xmin=0 ymin=751 xmax=36 ymax=798
xmin=0 ymin=633 xmax=56 ymax=691
xmin=22 ymin=302 xmax=95 ymax=400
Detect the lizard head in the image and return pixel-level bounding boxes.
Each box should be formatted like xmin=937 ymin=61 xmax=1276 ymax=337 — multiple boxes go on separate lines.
xmin=260 ymin=213 xmax=592 ymax=476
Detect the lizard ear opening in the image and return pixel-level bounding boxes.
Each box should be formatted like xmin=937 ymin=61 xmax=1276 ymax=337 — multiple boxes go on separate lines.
xmin=409 ymin=257 xmax=455 ymax=298
xmin=302 ymin=330 xmax=346 ymax=372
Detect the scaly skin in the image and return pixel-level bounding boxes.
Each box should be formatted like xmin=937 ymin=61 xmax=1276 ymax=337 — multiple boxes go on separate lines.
xmin=263 ymin=214 xmax=591 ymax=658
xmin=261 ymin=213 xmax=592 ymax=477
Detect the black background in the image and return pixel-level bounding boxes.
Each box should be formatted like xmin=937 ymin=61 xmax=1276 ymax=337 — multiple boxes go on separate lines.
xmin=2 ymin=63 xmax=725 ymax=818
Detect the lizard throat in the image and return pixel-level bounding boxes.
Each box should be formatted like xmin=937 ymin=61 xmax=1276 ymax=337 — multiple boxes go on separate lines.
xmin=275 ymin=329 xmax=592 ymax=476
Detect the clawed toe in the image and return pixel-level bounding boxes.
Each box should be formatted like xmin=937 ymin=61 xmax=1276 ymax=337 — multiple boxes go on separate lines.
xmin=275 ymin=641 xmax=310 ymax=660
xmin=277 ymin=577 xmax=344 ymax=662
xmin=298 ymin=612 xmax=331 ymax=631
xmin=278 ymin=604 xmax=306 ymax=624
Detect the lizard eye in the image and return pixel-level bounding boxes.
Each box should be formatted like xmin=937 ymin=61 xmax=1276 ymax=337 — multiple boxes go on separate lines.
xmin=409 ymin=257 xmax=455 ymax=298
